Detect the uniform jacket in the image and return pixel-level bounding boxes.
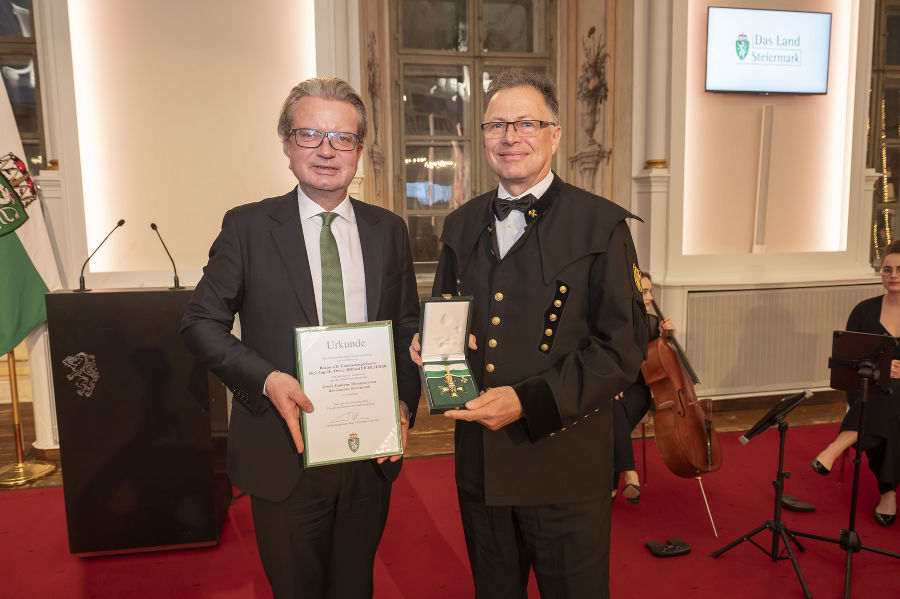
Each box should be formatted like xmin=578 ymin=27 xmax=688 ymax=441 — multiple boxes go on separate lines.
xmin=181 ymin=188 xmax=420 ymax=502
xmin=433 ymin=174 xmax=648 ymax=505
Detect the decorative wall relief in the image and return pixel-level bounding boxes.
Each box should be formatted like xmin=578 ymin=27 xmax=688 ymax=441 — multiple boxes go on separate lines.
xmin=578 ymin=26 xmax=609 ymax=144
xmin=367 ymin=33 xmax=381 ymax=149
xmin=568 ymin=25 xmax=612 ymax=193
xmin=366 ymin=32 xmax=385 ymax=207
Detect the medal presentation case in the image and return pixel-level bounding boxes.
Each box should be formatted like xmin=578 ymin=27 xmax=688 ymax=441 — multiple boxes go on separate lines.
xmin=419 ymin=296 xmax=479 ymax=413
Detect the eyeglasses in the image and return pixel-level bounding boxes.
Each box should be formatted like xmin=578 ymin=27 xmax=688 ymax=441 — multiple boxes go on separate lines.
xmin=290 ymin=128 xmax=360 ymax=151
xmin=881 ymin=266 xmax=900 ymax=276
xmin=480 ymin=120 xmax=557 ymax=138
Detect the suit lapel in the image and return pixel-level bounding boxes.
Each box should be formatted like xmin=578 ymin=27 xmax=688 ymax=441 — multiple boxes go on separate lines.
xmin=269 ymin=189 xmax=318 ymax=325
xmin=352 ymin=199 xmax=383 ymax=320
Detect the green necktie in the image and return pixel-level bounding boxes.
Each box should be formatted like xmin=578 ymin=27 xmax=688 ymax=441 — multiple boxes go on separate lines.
xmin=319 ymin=212 xmax=346 ymax=325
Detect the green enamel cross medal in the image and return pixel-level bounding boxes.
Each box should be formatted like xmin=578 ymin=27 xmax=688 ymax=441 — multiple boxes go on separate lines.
xmin=419 ymin=296 xmax=478 ymax=413
xmin=424 ymin=363 xmax=478 ymax=411
xmin=438 ymin=366 xmax=469 ymax=399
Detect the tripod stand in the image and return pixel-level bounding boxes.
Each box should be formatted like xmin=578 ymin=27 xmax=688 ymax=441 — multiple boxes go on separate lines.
xmin=790 ymin=330 xmax=900 ymax=599
xmin=713 ymin=391 xmax=813 ymax=599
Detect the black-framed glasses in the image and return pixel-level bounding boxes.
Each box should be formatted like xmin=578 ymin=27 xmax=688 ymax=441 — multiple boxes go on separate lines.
xmin=881 ymin=266 xmax=900 ymax=276
xmin=290 ymin=128 xmax=360 ymax=151
xmin=480 ymin=120 xmax=557 ymax=138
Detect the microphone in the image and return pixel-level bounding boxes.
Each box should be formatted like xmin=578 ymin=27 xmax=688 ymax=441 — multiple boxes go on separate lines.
xmin=738 ymin=390 xmax=811 ymax=445
xmin=150 ymin=222 xmax=183 ymax=289
xmin=76 ymin=219 xmax=125 ymax=292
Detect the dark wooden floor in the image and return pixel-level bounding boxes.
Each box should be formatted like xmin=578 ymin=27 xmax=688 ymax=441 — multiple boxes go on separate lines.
xmin=1 ymin=379 xmax=848 ymax=492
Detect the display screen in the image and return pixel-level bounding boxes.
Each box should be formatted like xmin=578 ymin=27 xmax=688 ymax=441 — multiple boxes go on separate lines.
xmin=705 ymin=7 xmax=832 ymax=94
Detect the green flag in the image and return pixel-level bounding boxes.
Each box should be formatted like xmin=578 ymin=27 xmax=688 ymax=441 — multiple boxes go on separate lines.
xmin=0 ymin=82 xmax=61 ymax=355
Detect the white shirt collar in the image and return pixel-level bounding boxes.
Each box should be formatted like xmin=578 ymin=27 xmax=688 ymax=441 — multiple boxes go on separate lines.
xmin=497 ymin=170 xmax=554 ymax=200
xmin=296 ymin=187 xmax=355 ymax=223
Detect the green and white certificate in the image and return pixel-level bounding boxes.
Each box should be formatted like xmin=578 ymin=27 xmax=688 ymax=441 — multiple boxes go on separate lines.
xmin=295 ymin=321 xmax=402 ymax=467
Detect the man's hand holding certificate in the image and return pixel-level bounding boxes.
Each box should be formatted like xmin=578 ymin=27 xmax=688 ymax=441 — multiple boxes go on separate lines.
xmin=295 ymin=321 xmax=403 ymax=467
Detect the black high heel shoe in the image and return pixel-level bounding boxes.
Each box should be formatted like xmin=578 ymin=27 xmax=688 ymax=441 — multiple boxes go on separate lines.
xmin=873 ymin=510 xmax=896 ymax=527
xmin=622 ymin=483 xmax=641 ymax=505
xmin=810 ymin=459 xmax=831 ymax=476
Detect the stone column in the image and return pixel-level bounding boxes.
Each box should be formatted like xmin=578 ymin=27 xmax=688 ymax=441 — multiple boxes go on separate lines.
xmin=644 ymin=0 xmax=670 ymax=170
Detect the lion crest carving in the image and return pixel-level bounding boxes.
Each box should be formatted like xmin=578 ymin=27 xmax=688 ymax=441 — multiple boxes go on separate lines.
xmin=61 ymin=352 xmax=100 ymax=398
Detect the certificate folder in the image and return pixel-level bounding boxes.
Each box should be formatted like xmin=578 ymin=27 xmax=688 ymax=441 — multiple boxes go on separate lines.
xmin=419 ymin=296 xmax=479 ymax=414
xmin=294 ymin=321 xmax=402 ymax=467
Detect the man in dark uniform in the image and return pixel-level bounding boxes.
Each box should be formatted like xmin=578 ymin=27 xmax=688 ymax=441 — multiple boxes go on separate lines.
xmin=412 ymin=69 xmax=647 ymax=598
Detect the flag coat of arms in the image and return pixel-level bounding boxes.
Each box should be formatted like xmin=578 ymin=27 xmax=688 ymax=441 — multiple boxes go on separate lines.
xmin=0 ymin=83 xmax=61 ymax=356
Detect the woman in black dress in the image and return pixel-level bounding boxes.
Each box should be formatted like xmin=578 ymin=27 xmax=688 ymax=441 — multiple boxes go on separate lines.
xmin=811 ymin=241 xmax=900 ymax=526
xmin=612 ymin=272 xmax=674 ymax=503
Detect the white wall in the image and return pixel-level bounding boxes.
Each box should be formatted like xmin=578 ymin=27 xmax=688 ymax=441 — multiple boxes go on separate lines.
xmin=38 ymin=0 xmax=329 ymax=289
xmin=684 ymin=0 xmax=854 ymax=255
xmin=659 ymin=0 xmax=874 ymax=286
xmin=628 ymin=0 xmax=877 ymax=382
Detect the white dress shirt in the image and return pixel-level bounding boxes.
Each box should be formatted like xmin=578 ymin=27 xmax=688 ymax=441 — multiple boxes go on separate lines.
xmin=494 ymin=170 xmax=555 ymax=259
xmin=297 ymin=188 xmax=368 ymax=325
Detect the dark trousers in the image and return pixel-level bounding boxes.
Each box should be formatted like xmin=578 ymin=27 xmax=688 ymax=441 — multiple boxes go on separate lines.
xmin=612 ymin=381 xmax=652 ymax=473
xmin=458 ymin=488 xmax=611 ymax=599
xmin=249 ymin=460 xmax=392 ymax=599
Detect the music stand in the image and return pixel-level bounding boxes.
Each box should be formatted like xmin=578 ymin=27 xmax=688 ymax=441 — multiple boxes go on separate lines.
xmin=790 ymin=330 xmax=900 ymax=599
xmin=713 ymin=390 xmax=814 ymax=599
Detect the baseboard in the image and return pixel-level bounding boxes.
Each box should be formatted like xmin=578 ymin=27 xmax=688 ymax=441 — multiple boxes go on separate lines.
xmin=34 ymin=446 xmax=60 ymax=461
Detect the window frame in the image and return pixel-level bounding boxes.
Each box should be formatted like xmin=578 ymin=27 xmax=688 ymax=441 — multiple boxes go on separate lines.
xmin=389 ymin=0 xmax=556 ymax=270
xmin=0 ymin=0 xmax=46 ymax=170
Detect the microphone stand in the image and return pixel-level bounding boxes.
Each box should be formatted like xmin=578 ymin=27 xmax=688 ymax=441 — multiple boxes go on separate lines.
xmin=76 ymin=219 xmax=125 ymax=292
xmin=150 ymin=223 xmax=183 ymax=290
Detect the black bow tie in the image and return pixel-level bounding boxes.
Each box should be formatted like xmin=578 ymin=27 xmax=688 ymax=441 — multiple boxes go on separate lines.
xmin=492 ymin=194 xmax=535 ymax=221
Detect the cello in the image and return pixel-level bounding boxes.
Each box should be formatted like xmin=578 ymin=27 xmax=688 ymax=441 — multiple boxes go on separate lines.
xmin=640 ymin=298 xmax=722 ymax=534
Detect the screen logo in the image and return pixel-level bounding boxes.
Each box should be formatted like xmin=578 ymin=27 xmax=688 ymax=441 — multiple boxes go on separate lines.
xmin=735 ymin=33 xmax=749 ymax=60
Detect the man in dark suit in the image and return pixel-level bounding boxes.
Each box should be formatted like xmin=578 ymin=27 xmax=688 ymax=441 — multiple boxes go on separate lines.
xmin=412 ymin=69 xmax=648 ymax=598
xmin=182 ymin=77 xmax=420 ymax=599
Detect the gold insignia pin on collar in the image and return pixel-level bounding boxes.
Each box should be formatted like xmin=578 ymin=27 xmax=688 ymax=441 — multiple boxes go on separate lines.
xmin=528 ymin=208 xmax=537 ymax=218
xmin=633 ymin=264 xmax=642 ymax=292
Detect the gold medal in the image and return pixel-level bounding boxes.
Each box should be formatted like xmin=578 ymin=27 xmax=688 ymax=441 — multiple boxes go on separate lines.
xmin=439 ymin=365 xmax=471 ymax=398
xmin=427 ymin=365 xmax=473 ymax=401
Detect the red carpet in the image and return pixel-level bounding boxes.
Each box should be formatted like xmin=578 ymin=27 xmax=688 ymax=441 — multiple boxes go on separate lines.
xmin=2 ymin=425 xmax=897 ymax=598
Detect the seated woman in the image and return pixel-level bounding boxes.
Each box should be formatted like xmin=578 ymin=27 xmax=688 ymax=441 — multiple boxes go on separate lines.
xmin=810 ymin=240 xmax=900 ymax=527
xmin=612 ymin=272 xmax=674 ymax=504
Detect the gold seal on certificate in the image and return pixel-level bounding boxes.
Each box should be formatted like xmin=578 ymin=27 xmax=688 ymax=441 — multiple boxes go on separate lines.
xmin=294 ymin=321 xmax=402 ymax=467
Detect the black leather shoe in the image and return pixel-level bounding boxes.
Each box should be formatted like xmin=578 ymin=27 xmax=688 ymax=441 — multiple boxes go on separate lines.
xmin=646 ymin=538 xmax=690 ymax=558
xmin=810 ymin=459 xmax=831 ymax=476
xmin=874 ymin=510 xmax=896 ymax=527
xmin=781 ymin=494 xmax=815 ymax=513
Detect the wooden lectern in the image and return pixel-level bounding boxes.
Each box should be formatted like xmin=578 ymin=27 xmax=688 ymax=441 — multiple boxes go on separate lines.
xmin=45 ymin=288 xmax=230 ymax=556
